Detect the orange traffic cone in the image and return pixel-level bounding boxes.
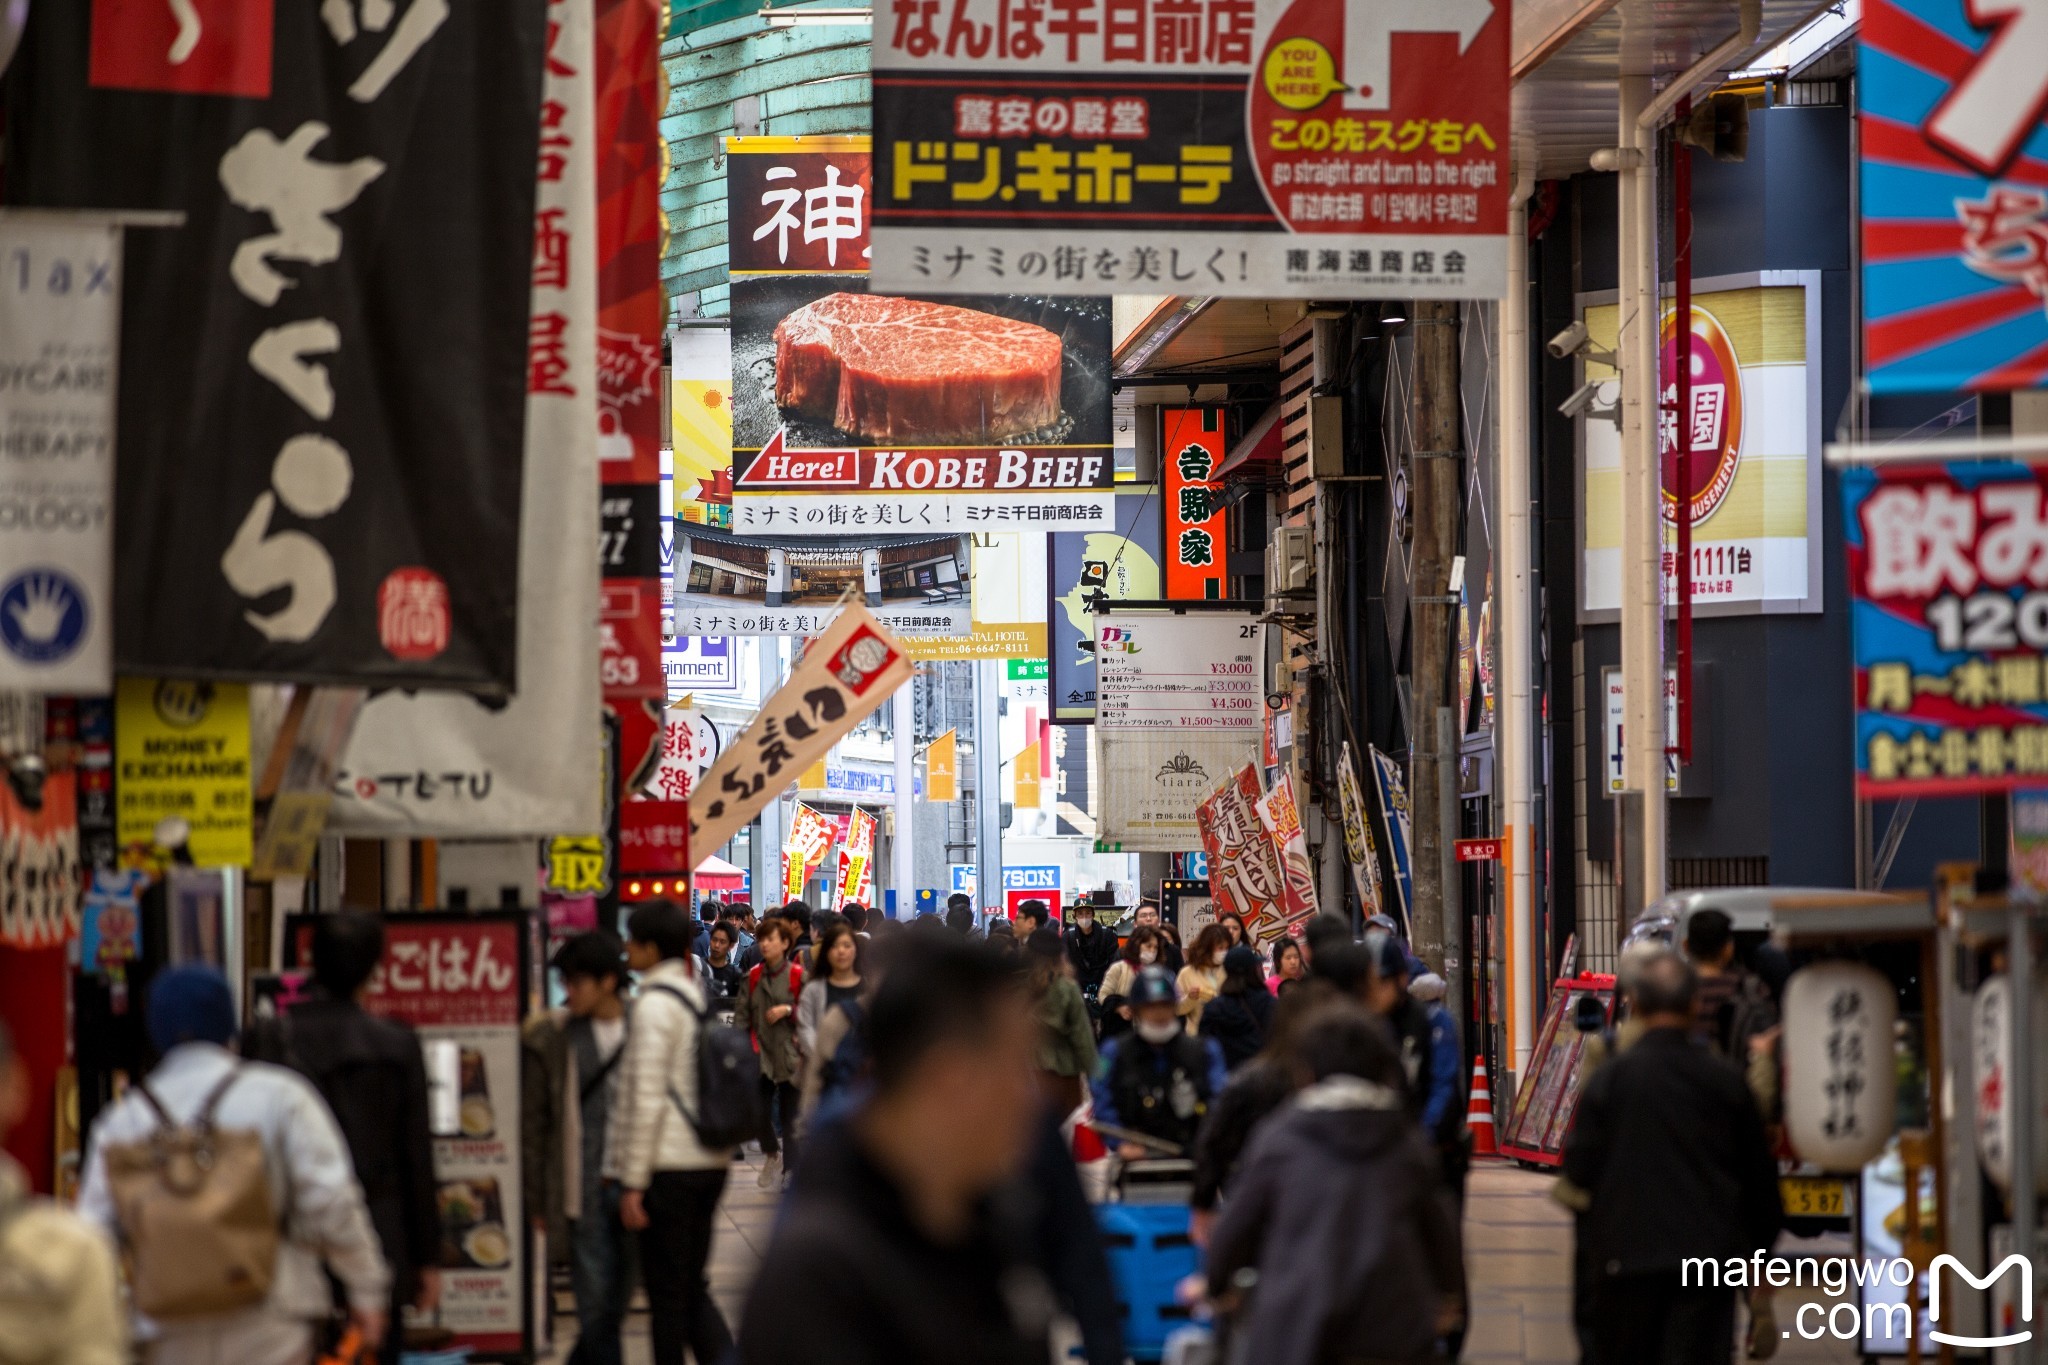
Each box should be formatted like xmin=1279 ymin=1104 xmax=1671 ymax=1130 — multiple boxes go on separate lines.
xmin=1466 ymin=1055 xmax=1498 ymax=1157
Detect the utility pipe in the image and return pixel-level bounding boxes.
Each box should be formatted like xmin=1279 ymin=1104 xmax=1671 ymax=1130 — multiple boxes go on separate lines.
xmin=1500 ymin=145 xmax=1539 ymax=1083
xmin=1637 ymin=0 xmax=1762 ymax=131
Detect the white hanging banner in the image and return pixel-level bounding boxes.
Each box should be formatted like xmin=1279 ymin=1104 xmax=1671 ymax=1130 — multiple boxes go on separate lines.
xmin=0 ymin=216 xmax=121 ymax=693
xmin=327 ymin=0 xmax=601 ymax=836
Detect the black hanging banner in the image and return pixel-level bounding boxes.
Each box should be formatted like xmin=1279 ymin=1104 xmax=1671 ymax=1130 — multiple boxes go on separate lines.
xmin=1 ymin=0 xmax=546 ymax=695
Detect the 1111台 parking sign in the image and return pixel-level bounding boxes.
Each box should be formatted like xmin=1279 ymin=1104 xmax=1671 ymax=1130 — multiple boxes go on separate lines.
xmin=871 ymin=0 xmax=1510 ymax=298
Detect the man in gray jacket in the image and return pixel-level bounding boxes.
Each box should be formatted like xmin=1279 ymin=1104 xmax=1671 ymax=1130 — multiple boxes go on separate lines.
xmin=612 ymin=901 xmax=736 ymax=1365
xmin=79 ymin=966 xmax=389 ymax=1365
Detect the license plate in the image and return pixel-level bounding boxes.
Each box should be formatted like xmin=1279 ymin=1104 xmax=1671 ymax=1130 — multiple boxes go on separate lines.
xmin=1781 ymin=1177 xmax=1847 ymax=1218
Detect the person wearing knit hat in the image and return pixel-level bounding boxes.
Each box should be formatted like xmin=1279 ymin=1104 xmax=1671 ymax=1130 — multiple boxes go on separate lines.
xmin=79 ymin=965 xmax=390 ymax=1365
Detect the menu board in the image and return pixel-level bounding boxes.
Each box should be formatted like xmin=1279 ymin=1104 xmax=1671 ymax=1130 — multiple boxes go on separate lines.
xmin=290 ymin=915 xmax=531 ymax=1359
xmin=1095 ymin=611 xmax=1265 ymax=850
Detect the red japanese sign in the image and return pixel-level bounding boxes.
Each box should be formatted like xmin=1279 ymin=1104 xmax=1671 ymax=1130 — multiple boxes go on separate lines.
xmin=871 ymin=0 xmax=1510 ymax=298
xmin=1195 ymin=764 xmax=1286 ymax=936
xmin=1163 ymin=407 xmax=1229 ymax=600
xmin=1455 ymin=837 xmax=1502 ymax=862
xmin=363 ymin=918 xmax=523 ymax=1029
xmin=618 ymin=798 xmax=691 ymax=873
xmin=726 ymin=147 xmax=873 ymax=275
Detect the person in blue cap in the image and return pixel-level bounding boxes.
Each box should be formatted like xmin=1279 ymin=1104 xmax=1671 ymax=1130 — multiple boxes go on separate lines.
xmin=78 ymin=965 xmax=389 ymax=1365
xmin=1089 ymin=966 xmax=1225 ymax=1157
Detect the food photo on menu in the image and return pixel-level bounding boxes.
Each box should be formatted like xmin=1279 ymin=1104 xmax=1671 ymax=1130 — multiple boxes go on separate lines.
xmin=438 ymin=1177 xmax=513 ymax=1271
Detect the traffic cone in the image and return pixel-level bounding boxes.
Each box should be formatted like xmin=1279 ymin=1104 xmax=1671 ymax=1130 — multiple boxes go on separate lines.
xmin=1466 ymin=1055 xmax=1498 ymax=1157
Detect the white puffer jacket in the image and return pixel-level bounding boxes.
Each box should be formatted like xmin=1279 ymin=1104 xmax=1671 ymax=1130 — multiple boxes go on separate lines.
xmin=609 ymin=958 xmax=732 ymax=1187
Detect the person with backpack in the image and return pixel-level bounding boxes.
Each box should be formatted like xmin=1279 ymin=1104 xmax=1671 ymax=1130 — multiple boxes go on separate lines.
xmin=79 ymin=965 xmax=390 ymax=1365
xmin=1088 ymin=967 xmax=1225 ymax=1158
xmin=612 ymin=900 xmax=743 ymax=1365
xmin=521 ymin=932 xmax=632 ymax=1365
xmin=1683 ymin=909 xmax=1778 ymax=1069
xmin=744 ymin=915 xmax=805 ymax=1188
xmin=242 ymin=912 xmax=439 ymax=1365
xmin=0 ymin=1020 xmax=125 ymax=1365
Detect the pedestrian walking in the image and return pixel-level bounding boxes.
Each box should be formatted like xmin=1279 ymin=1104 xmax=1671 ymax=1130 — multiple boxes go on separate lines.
xmin=1026 ymin=928 xmax=1097 ymax=1114
xmin=1200 ymin=945 xmax=1275 ymax=1071
xmin=738 ymin=936 xmax=1053 ymax=1365
xmin=0 ymin=1021 xmax=125 ymax=1365
xmin=1090 ymin=967 xmax=1225 ymax=1157
xmin=1062 ymin=892 xmax=1120 ymax=999
xmin=986 ymin=915 xmax=1020 ymax=955
xmin=1267 ymin=938 xmax=1307 ymax=996
xmin=1364 ymin=932 xmax=1466 ymax=1181
xmin=795 ymin=917 xmax=863 ymax=1058
xmin=1217 ymin=911 xmax=1249 ymax=949
xmin=80 ymin=966 xmax=390 ymax=1365
xmin=1097 ymin=924 xmax=1163 ymax=1040
xmin=1013 ymin=899 xmax=1051 ymax=939
xmin=612 ymin=901 xmax=738 ymax=1365
xmin=242 ymin=912 xmax=439 ymax=1365
xmin=704 ymin=922 xmax=747 ymax=1000
xmin=1131 ymin=901 xmax=1184 ymax=971
xmin=1683 ymin=909 xmax=1778 ymax=1067
xmin=521 ymin=931 xmax=633 ymax=1365
xmin=1203 ymin=1009 xmax=1465 ymax=1365
xmin=691 ymin=900 xmax=724 ymax=959
xmin=1562 ymin=949 xmax=1782 ymax=1365
xmin=1175 ymin=924 xmax=1229 ymax=1031
xmin=945 ymin=891 xmax=977 ymax=934
xmin=744 ymin=916 xmax=804 ymax=1186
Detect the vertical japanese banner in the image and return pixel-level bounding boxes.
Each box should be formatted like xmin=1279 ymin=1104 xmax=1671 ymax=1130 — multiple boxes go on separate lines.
xmin=670 ymin=327 xmax=734 ymax=527
xmin=1860 ymin=0 xmax=2048 ymax=391
xmin=1844 ymin=461 xmax=2048 ymax=796
xmin=1336 ymin=741 xmax=1387 ymax=922
xmin=1161 ymin=408 xmax=1229 ymax=600
xmin=927 ymin=728 xmax=959 ymax=802
xmin=836 ymin=808 xmax=877 ymax=905
xmin=1368 ymin=746 xmax=1415 ymax=931
xmin=783 ymin=802 xmax=832 ymax=900
xmin=594 ymin=0 xmax=668 ymax=813
xmin=0 ymin=219 xmax=119 ymax=693
xmin=330 ymin=0 xmax=602 ymax=838
xmin=1254 ymin=770 xmax=1319 ymax=933
xmin=1194 ymin=765 xmax=1287 ymax=937
xmin=870 ymin=0 xmax=1511 ymax=298
xmin=4 ymin=0 xmax=548 ymax=691
xmin=357 ymin=916 xmax=528 ymax=1358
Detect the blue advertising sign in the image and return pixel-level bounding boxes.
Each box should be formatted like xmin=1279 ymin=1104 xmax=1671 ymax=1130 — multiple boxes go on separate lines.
xmin=1048 ymin=491 xmax=1163 ymax=722
xmin=1860 ymin=0 xmax=2048 ymax=392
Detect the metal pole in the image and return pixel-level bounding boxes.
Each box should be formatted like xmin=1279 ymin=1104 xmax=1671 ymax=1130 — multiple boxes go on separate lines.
xmin=1500 ymin=150 xmax=1539 ymax=1082
xmin=1438 ymin=707 xmax=1465 ymax=1024
xmin=751 ymin=635 xmax=784 ymax=905
xmin=1408 ymin=300 xmax=1461 ymax=978
xmin=1617 ymin=74 xmax=1667 ymax=912
xmin=974 ymin=657 xmax=1005 ymax=924
xmin=1675 ymin=100 xmax=1694 ymax=766
xmin=2009 ymin=904 xmax=2039 ymax=1362
xmin=891 ymin=684 xmax=915 ymax=917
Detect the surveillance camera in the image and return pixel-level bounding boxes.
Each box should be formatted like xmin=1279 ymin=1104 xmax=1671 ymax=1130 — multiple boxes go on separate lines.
xmin=1548 ymin=321 xmax=1589 ymax=360
xmin=1559 ymin=379 xmax=1603 ymax=418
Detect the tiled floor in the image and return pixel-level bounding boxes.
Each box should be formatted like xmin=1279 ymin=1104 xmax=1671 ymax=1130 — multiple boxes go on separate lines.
xmin=550 ymin=1151 xmax=1864 ymax=1363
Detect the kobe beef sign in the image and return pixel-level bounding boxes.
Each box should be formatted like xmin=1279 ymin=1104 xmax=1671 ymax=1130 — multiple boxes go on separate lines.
xmin=724 ymin=136 xmax=1116 ymax=536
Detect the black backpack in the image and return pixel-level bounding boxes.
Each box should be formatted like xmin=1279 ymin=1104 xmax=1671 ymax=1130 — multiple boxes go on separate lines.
xmin=647 ymin=981 xmax=767 ymax=1149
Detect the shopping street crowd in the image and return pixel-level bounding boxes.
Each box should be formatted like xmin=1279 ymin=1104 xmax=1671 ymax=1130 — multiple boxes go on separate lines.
xmin=0 ymin=894 xmax=1802 ymax=1365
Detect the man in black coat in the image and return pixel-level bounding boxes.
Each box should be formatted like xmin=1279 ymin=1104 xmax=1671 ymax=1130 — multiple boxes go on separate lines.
xmin=1562 ymin=948 xmax=1783 ymax=1365
xmin=248 ymin=913 xmax=440 ymax=1365
xmin=1062 ymin=894 xmax=1121 ymax=998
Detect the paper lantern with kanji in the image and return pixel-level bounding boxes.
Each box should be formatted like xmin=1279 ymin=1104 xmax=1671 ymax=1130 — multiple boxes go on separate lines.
xmin=1969 ymin=972 xmax=2048 ymax=1194
xmin=1782 ymin=962 xmax=1897 ymax=1172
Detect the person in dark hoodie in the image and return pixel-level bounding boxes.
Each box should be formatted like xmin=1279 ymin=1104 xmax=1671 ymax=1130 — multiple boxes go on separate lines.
xmin=1199 ymin=945 xmax=1275 ymax=1071
xmin=244 ymin=913 xmax=439 ymax=1365
xmin=1204 ymin=1007 xmax=1464 ymax=1365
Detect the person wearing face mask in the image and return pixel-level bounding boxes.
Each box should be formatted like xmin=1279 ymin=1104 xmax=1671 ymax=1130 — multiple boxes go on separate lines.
xmin=1129 ymin=900 xmax=1184 ymax=971
xmin=1062 ymin=892 xmax=1121 ymax=1002
xmin=1088 ymin=968 xmax=1225 ymax=1159
xmin=1095 ymin=926 xmax=1161 ymax=1041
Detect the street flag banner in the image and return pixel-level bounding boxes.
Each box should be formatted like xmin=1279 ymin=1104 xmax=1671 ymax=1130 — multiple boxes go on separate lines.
xmin=837 ymin=808 xmax=877 ymax=905
xmin=1254 ymin=770 xmax=1320 ymax=934
xmin=689 ymin=604 xmax=914 ymax=856
xmin=1195 ymin=765 xmax=1288 ymax=939
xmin=0 ymin=217 xmax=119 ymax=693
xmin=1337 ymin=741 xmax=1388 ymax=926
xmin=1162 ymin=408 xmax=1229 ymax=601
xmin=783 ymin=802 xmax=833 ymax=900
xmin=1843 ymin=461 xmax=2048 ymax=796
xmin=724 ymin=136 xmax=1116 ymax=535
xmin=1860 ymin=0 xmax=2048 ymax=392
xmin=328 ymin=0 xmax=601 ymax=837
xmin=4 ymin=0 xmax=547 ymax=692
xmin=927 ymin=727 xmax=959 ymax=801
xmin=871 ymin=0 xmax=1512 ymax=298
xmin=1368 ymin=746 xmax=1415 ymax=929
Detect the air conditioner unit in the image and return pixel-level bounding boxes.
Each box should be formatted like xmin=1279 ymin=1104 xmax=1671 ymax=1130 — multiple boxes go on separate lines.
xmin=1266 ymin=526 xmax=1313 ymax=613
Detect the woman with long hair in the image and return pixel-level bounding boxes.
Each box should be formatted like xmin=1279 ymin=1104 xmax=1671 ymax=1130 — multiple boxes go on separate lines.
xmin=1176 ymin=924 xmax=1231 ymax=1031
xmin=1025 ymin=928 xmax=1098 ymax=1114
xmin=1218 ymin=912 xmax=1250 ymax=949
xmin=795 ymin=917 xmax=863 ymax=1059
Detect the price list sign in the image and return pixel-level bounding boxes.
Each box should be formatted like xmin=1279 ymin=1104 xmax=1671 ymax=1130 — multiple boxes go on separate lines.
xmin=1095 ymin=612 xmax=1266 ymax=848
